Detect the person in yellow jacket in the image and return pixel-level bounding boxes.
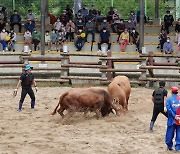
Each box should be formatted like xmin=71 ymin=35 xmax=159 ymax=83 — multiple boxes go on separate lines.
xmin=118 ymin=28 xmax=129 ymax=51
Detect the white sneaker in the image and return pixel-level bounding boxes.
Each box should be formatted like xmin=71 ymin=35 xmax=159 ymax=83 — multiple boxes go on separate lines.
xmin=5 ymin=47 xmax=8 ymax=51
xmin=97 ymin=50 xmax=101 ymax=53
xmin=2 ymin=50 xmax=5 ymax=53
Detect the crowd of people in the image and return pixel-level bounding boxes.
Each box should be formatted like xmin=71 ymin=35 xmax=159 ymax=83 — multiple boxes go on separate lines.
xmin=0 ymin=5 xmax=180 ymax=53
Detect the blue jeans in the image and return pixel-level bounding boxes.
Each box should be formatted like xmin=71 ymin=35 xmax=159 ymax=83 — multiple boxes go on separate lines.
xmin=165 ymin=124 xmax=180 ymax=150
xmin=0 ymin=40 xmax=7 ymax=50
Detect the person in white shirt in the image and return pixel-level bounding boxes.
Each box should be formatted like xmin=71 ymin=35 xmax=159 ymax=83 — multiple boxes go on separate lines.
xmin=24 ymin=29 xmax=32 ymax=52
xmin=54 ymin=18 xmax=62 ymax=31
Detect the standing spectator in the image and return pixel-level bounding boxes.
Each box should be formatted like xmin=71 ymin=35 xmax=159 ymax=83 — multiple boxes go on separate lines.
xmin=157 ymin=29 xmax=167 ymax=52
xmin=80 ymin=4 xmax=89 ymax=20
xmin=111 ymin=9 xmax=120 ymax=33
xmin=176 ymin=31 xmax=180 ymax=51
xmin=0 ymin=19 xmax=6 ymax=32
xmin=86 ymin=10 xmax=95 ymax=23
xmin=59 ymin=10 xmax=69 ymax=26
xmin=136 ymin=10 xmax=147 ymax=23
xmin=84 ymin=19 xmax=95 ymax=42
xmin=53 ymin=18 xmax=62 ymax=31
xmin=95 ymin=11 xmax=104 ymax=32
xmin=98 ymin=28 xmax=111 ymax=53
xmin=8 ymin=29 xmax=16 ymax=52
xmin=149 ymin=81 xmax=168 ymax=132
xmin=24 ymin=19 xmax=35 ymax=33
xmin=32 ymin=29 xmax=41 ymax=51
xmin=118 ymin=28 xmax=129 ymax=51
xmin=45 ymin=30 xmax=51 ymax=52
xmin=129 ymin=11 xmax=137 ymax=26
xmin=130 ymin=28 xmax=140 ymax=52
xmin=66 ymin=19 xmax=75 ymax=42
xmin=90 ymin=5 xmax=97 ymax=16
xmin=57 ymin=30 xmax=66 ymax=52
xmin=50 ymin=29 xmax=58 ymax=51
xmin=164 ymin=10 xmax=174 ymax=34
xmin=163 ymin=37 xmax=173 ymax=54
xmin=26 ymin=9 xmax=36 ymax=22
xmin=175 ymin=18 xmax=180 ymax=51
xmin=0 ymin=28 xmax=8 ymax=52
xmin=65 ymin=5 xmax=73 ymax=20
xmin=116 ymin=19 xmax=125 ymax=42
xmin=76 ymin=18 xmax=85 ymax=31
xmin=107 ymin=7 xmax=114 ymax=24
xmin=24 ymin=29 xmax=32 ymax=52
xmin=10 ymin=10 xmax=22 ymax=33
xmin=165 ymin=86 xmax=180 ymax=151
xmin=76 ymin=10 xmax=83 ymax=21
xmin=1 ymin=7 xmax=8 ymax=23
xmin=74 ymin=29 xmax=85 ymax=51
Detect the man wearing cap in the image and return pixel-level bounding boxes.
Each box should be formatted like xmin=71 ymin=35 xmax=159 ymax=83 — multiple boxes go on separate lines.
xmin=14 ymin=64 xmax=37 ymax=112
xmin=165 ymin=86 xmax=180 ymax=151
xmin=149 ymin=81 xmax=168 ymax=132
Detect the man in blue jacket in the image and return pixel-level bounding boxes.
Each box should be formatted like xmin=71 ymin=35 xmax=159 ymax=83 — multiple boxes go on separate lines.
xmin=165 ymin=86 xmax=180 ymax=151
xmin=10 ymin=10 xmax=22 ymax=33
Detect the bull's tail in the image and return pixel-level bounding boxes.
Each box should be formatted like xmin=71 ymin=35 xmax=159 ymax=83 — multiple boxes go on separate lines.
xmin=51 ymin=92 xmax=68 ymax=115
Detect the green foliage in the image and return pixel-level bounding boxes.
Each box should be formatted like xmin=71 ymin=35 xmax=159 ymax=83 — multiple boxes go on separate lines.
xmin=0 ymin=0 xmax=175 ymax=20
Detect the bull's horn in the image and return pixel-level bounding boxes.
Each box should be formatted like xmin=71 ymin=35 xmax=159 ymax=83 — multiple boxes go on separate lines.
xmin=112 ymin=109 xmax=117 ymax=115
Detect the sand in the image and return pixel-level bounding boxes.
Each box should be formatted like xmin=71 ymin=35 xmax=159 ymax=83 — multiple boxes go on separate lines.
xmin=0 ymin=86 xmax=174 ymax=154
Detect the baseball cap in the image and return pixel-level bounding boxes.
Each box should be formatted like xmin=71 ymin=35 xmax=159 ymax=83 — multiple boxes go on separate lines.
xmin=25 ymin=64 xmax=33 ymax=71
xmin=171 ymin=86 xmax=178 ymax=93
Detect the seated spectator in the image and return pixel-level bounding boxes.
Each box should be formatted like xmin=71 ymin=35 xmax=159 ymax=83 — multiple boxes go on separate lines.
xmin=164 ymin=10 xmax=174 ymax=34
xmin=116 ymin=19 xmax=125 ymax=41
xmin=54 ymin=18 xmax=62 ymax=31
xmin=126 ymin=19 xmax=136 ymax=33
xmin=107 ymin=7 xmax=114 ymax=24
xmin=50 ymin=29 xmax=58 ymax=51
xmin=84 ymin=19 xmax=95 ymax=42
xmin=95 ymin=11 xmax=104 ymax=32
xmin=76 ymin=10 xmax=84 ymax=21
xmin=163 ymin=37 xmax=173 ymax=54
xmin=0 ymin=19 xmax=6 ymax=32
xmin=57 ymin=30 xmax=66 ymax=52
xmin=24 ymin=29 xmax=32 ymax=52
xmin=80 ymin=4 xmax=89 ymax=20
xmin=10 ymin=10 xmax=22 ymax=33
xmin=32 ymin=29 xmax=41 ymax=51
xmin=24 ymin=19 xmax=35 ymax=33
xmin=65 ymin=5 xmax=73 ymax=20
xmin=76 ymin=18 xmax=85 ymax=31
xmin=130 ymin=28 xmax=140 ymax=52
xmin=118 ymin=28 xmax=129 ymax=51
xmin=74 ymin=29 xmax=85 ymax=51
xmin=111 ymin=9 xmax=120 ymax=33
xmin=45 ymin=30 xmax=51 ymax=52
xmin=98 ymin=28 xmax=111 ymax=53
xmin=100 ymin=18 xmax=110 ymax=31
xmin=157 ymin=29 xmax=167 ymax=52
xmin=129 ymin=11 xmax=137 ymax=26
xmin=65 ymin=19 xmax=75 ymax=42
xmin=1 ymin=7 xmax=8 ymax=23
xmin=59 ymin=10 xmax=69 ymax=26
xmin=85 ymin=10 xmax=95 ymax=23
xmin=0 ymin=28 xmax=8 ymax=52
xmin=26 ymin=9 xmax=36 ymax=22
xmin=90 ymin=5 xmax=97 ymax=16
xmin=8 ymin=29 xmax=16 ymax=52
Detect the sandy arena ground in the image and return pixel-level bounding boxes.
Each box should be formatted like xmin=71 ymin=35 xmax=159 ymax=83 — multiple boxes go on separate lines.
xmin=0 ymin=86 xmax=176 ymax=154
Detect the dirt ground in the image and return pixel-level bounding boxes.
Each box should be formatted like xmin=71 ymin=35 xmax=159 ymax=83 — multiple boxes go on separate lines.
xmin=0 ymin=86 xmax=176 ymax=154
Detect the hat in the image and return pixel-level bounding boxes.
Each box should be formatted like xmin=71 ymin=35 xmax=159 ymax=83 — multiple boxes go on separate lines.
xmin=25 ymin=64 xmax=33 ymax=71
xmin=171 ymin=86 xmax=178 ymax=93
xmin=159 ymin=81 xmax=165 ymax=87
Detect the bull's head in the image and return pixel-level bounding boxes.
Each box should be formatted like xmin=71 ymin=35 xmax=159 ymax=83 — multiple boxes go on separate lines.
xmin=111 ymin=98 xmax=122 ymax=116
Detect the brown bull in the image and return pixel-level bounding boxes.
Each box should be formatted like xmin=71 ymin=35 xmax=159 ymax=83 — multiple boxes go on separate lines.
xmin=51 ymin=87 xmax=115 ymax=122
xmin=108 ymin=76 xmax=131 ymax=115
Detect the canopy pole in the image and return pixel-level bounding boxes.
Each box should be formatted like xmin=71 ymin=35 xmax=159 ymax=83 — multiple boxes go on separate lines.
xmin=12 ymin=0 xmax=15 ymax=11
xmin=111 ymin=0 xmax=114 ymax=7
xmin=139 ymin=0 xmax=144 ymax=53
xmin=40 ymin=0 xmax=46 ymax=55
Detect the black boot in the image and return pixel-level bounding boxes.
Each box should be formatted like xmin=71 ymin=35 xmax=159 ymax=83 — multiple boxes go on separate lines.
xmin=149 ymin=121 xmax=154 ymax=132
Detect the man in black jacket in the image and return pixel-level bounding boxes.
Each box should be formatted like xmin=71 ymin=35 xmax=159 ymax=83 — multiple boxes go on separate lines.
xmin=164 ymin=10 xmax=174 ymax=34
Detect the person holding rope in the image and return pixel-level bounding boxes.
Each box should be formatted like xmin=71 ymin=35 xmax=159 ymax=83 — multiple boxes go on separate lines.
xmin=13 ymin=64 xmax=37 ymax=112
